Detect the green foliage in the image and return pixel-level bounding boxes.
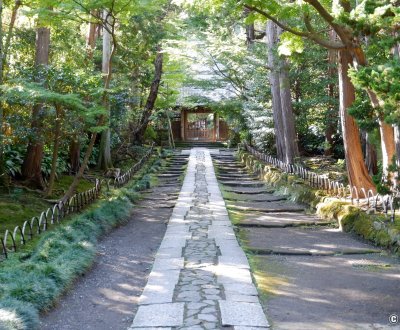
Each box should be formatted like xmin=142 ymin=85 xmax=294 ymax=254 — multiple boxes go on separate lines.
xmin=0 ymin=155 xmax=161 ymax=329
xmin=278 ymin=33 xmax=304 ymax=56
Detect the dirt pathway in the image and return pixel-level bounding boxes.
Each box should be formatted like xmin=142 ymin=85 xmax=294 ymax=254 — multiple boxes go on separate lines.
xmin=40 ymin=153 xmax=188 ymax=330
xmin=212 ymin=150 xmax=400 ymax=330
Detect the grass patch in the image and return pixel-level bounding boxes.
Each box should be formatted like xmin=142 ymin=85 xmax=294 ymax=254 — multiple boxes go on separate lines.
xmin=0 ymin=153 xmax=162 ymax=330
xmin=0 ymin=176 xmax=95 ymax=236
xmin=248 ymin=255 xmax=290 ymax=300
xmin=0 ymin=189 xmax=50 ymax=235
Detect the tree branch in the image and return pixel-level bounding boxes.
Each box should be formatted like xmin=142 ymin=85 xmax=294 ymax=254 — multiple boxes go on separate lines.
xmin=245 ymin=4 xmax=345 ymax=50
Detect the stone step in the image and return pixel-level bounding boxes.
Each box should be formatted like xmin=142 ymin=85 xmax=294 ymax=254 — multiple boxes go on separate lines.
xmin=224 ymin=187 xmax=274 ymax=194
xmin=224 ymin=195 xmax=287 ymax=203
xmin=217 ymin=175 xmax=258 ymax=181
xmin=241 ymin=227 xmax=382 ymax=256
xmin=234 ymin=212 xmax=334 ymax=227
xmin=221 ymin=181 xmax=266 ymax=188
xmin=227 ymin=202 xmax=305 ymax=213
xmin=215 ymin=164 xmax=245 ymax=169
xmin=157 ymin=173 xmax=182 ymax=178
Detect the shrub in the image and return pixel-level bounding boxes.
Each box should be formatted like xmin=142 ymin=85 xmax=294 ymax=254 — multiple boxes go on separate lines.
xmin=0 ymin=154 xmax=162 ymax=329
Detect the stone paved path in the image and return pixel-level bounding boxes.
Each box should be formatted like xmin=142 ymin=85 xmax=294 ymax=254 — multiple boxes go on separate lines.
xmin=130 ymin=148 xmax=269 ymax=330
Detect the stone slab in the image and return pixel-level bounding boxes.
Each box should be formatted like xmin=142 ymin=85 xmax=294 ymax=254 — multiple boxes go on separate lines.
xmin=225 ymin=293 xmax=261 ymax=303
xmin=243 ymin=227 xmax=382 ymax=255
xmin=155 ymin=247 xmax=183 ymax=259
xmin=234 ymin=327 xmax=270 ymax=330
xmin=152 ymin=257 xmax=184 ymax=271
xmin=139 ymin=269 xmax=180 ymax=304
xmin=217 ymin=266 xmax=253 ymax=284
xmin=219 ymin=301 xmax=269 ymax=327
xmin=223 ymin=187 xmax=273 ymax=194
xmin=237 ymin=212 xmax=331 ymax=227
xmin=131 ymin=303 xmax=184 ymax=327
xmin=222 ymin=282 xmax=259 ymax=296
xmin=218 ymin=255 xmax=250 ymax=269
xmin=129 ymin=328 xmax=172 ymax=330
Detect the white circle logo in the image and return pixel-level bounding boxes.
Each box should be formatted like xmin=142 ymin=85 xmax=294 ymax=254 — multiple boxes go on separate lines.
xmin=389 ymin=314 xmax=399 ymax=325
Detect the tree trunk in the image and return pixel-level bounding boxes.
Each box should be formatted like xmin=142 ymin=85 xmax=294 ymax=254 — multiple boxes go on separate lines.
xmin=279 ymin=55 xmax=299 ymax=163
xmin=62 ymin=132 xmax=97 ymax=203
xmin=132 ymin=48 xmax=163 ymax=144
xmin=97 ymin=10 xmax=113 ymax=170
xmin=98 ymin=129 xmax=113 ymax=169
xmin=379 ymin=119 xmax=396 ymax=177
xmin=324 ymin=30 xmax=338 ymax=156
xmin=394 ymin=126 xmax=400 ymax=166
xmin=266 ymin=21 xmax=285 ymax=160
xmin=363 ymin=132 xmax=378 ymax=176
xmin=69 ymin=137 xmax=80 ymax=174
xmin=67 ymin=11 xmax=98 ymax=175
xmin=351 ymin=46 xmax=396 ymax=180
xmin=86 ymin=10 xmax=97 ymax=60
xmin=338 ymin=50 xmax=375 ymax=191
xmin=0 ymin=0 xmax=4 ymax=184
xmin=62 ymin=11 xmax=117 ymax=202
xmin=45 ymin=104 xmax=62 ymax=197
xmin=3 ymin=0 xmax=21 ymax=71
xmin=22 ymin=26 xmax=50 ymax=188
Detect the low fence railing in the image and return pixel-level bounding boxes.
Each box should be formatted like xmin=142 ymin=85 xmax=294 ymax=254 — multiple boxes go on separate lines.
xmin=242 ymin=143 xmax=398 ymax=222
xmin=0 ymin=144 xmax=155 ymax=260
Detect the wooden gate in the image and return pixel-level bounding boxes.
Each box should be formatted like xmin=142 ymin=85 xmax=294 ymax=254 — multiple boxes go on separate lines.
xmin=185 ymin=113 xmax=215 ymax=141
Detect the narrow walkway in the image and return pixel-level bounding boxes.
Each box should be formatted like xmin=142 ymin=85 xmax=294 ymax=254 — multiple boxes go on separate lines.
xmin=130 ymin=148 xmax=269 ymax=329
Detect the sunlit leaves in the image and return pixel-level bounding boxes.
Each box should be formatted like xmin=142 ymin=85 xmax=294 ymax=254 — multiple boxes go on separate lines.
xmin=278 ymin=32 xmax=304 ymax=56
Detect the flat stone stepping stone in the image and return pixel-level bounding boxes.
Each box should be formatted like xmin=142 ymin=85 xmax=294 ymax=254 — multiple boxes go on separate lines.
xmin=219 ymin=301 xmax=269 ymax=327
xmin=131 ymin=303 xmax=184 ymax=328
xmin=227 ymin=201 xmax=304 ymax=212
xmin=164 ymin=169 xmax=185 ymax=173
xmin=221 ymin=181 xmax=265 ymax=188
xmin=217 ymin=175 xmax=257 ymax=181
xmin=228 ymin=205 xmax=305 ymax=213
xmin=242 ymin=227 xmax=382 ymax=255
xmin=224 ymin=187 xmax=273 ymax=194
xmin=224 ymin=193 xmax=287 ymax=202
xmin=217 ymin=172 xmax=256 ymax=177
xmin=157 ymin=173 xmax=182 ymax=178
xmin=236 ymin=212 xmax=332 ymax=228
xmin=216 ymin=165 xmax=246 ymax=170
xmin=217 ymin=170 xmax=250 ymax=176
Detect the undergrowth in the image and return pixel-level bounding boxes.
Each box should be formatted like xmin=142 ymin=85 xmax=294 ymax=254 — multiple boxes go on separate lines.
xmin=0 ymin=152 xmax=164 ymax=330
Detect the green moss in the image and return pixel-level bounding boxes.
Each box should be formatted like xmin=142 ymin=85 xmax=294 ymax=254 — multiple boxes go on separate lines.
xmin=317 ymin=200 xmax=354 ymax=220
xmin=352 ymin=215 xmax=374 ymax=239
xmin=248 ymin=255 xmax=290 ymax=301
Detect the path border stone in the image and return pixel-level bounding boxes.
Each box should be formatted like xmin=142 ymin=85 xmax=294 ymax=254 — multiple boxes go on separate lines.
xmin=130 ymin=148 xmax=269 ymax=329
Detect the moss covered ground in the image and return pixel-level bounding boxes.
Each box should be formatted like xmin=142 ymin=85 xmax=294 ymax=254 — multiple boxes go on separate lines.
xmin=0 ymin=177 xmax=93 ymax=234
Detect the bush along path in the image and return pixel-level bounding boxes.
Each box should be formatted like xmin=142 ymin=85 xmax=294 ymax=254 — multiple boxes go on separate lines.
xmin=212 ymin=150 xmax=400 ymax=329
xmin=0 ymin=150 xmax=177 ymax=330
